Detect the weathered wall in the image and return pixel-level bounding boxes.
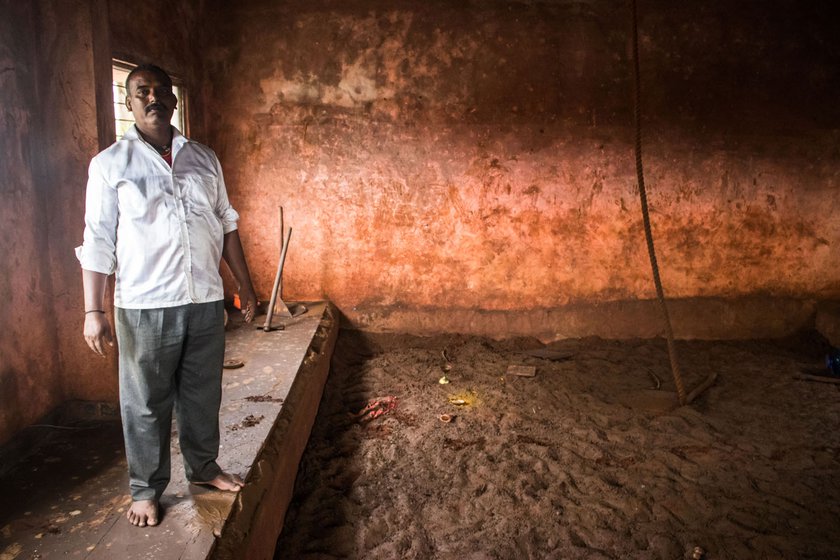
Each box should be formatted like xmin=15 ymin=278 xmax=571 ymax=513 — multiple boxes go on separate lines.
xmin=39 ymin=0 xmax=119 ymax=411
xmin=0 ymin=1 xmax=65 ymax=444
xmin=205 ymin=0 xmax=840 ymax=338
xmin=0 ymin=0 xmax=119 ymax=443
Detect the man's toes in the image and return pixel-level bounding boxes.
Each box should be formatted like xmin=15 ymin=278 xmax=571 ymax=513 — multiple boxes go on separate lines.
xmin=127 ymin=500 xmax=158 ymax=527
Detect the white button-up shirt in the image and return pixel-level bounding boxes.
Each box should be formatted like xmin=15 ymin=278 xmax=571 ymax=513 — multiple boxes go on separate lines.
xmin=76 ymin=126 xmax=239 ymax=309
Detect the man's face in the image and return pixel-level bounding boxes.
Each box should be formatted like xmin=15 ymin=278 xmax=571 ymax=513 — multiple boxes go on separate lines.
xmin=125 ymin=70 xmax=177 ymax=131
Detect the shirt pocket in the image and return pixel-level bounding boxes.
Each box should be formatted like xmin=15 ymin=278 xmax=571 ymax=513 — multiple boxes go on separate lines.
xmin=181 ymin=174 xmax=218 ymax=215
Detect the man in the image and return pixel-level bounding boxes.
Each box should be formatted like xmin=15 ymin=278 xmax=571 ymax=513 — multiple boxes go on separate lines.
xmin=76 ymin=64 xmax=257 ymax=528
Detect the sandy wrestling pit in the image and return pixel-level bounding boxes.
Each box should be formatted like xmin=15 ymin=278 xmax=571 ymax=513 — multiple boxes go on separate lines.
xmin=275 ymin=330 xmax=840 ymax=559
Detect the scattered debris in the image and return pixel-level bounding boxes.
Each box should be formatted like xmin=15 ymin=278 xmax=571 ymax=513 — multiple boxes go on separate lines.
xmin=244 ymin=394 xmax=284 ymax=403
xmin=685 ymin=371 xmax=719 ymax=405
xmin=446 ymin=390 xmax=479 ymax=407
xmin=440 ymin=349 xmax=454 ymax=379
xmin=795 ymin=372 xmax=840 ymax=385
xmin=242 ymin=414 xmax=263 ymax=427
xmin=223 ymin=359 xmax=244 ymax=369
xmin=1 ymin=543 xmax=22 ymax=558
xmin=229 ymin=414 xmax=264 ymax=431
xmin=692 ymin=546 xmax=706 ymax=560
xmin=520 ymin=349 xmax=573 ymax=361
xmin=648 ymin=370 xmax=661 ymax=390
xmin=506 ymin=364 xmax=537 ymax=378
xmin=439 ymin=414 xmax=454 ymax=423
xmin=352 ymin=396 xmax=398 ymax=422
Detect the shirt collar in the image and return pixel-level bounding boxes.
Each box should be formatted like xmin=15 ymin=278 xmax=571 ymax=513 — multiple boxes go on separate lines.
xmin=125 ymin=124 xmax=188 ymax=145
xmin=125 ymin=124 xmax=189 ymax=159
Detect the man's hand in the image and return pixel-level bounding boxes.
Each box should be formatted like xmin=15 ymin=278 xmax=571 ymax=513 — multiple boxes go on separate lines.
xmin=84 ymin=312 xmax=114 ymax=357
xmin=239 ymin=285 xmax=258 ymax=323
xmin=222 ymin=230 xmax=258 ymax=323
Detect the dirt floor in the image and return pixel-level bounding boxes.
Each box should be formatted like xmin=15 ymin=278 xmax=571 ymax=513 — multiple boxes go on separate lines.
xmin=275 ymin=329 xmax=840 ymax=559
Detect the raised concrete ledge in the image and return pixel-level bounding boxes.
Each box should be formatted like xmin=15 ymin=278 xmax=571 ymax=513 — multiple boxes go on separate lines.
xmin=212 ymin=303 xmax=338 ymax=559
xmin=345 ymin=297 xmax=820 ymax=341
xmin=0 ymin=301 xmax=337 ymax=560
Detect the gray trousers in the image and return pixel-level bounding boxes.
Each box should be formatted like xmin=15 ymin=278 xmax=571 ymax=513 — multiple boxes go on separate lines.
xmin=115 ymin=301 xmax=225 ymax=501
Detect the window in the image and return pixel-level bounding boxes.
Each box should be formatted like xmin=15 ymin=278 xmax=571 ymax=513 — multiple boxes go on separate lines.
xmin=112 ymin=60 xmax=186 ymax=141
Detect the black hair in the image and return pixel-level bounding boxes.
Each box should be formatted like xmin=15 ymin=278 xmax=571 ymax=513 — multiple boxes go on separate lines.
xmin=124 ymin=63 xmax=173 ymax=93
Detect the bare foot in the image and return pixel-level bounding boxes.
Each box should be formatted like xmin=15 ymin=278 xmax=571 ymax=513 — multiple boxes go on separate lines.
xmin=126 ymin=499 xmax=159 ymax=527
xmin=192 ymin=471 xmax=244 ymax=492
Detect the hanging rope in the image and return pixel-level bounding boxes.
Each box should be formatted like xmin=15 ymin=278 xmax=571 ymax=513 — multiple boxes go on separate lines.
xmin=630 ymin=0 xmax=687 ymax=405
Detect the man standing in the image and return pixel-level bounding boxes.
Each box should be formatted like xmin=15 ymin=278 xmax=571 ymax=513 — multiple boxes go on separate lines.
xmin=76 ymin=64 xmax=257 ymax=527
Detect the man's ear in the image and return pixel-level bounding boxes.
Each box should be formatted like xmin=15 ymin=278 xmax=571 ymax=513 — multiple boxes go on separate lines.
xmin=125 ymin=96 xmax=132 ymax=111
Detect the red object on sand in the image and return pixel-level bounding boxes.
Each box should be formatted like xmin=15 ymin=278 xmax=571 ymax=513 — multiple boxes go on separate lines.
xmin=353 ymin=396 xmax=398 ymax=422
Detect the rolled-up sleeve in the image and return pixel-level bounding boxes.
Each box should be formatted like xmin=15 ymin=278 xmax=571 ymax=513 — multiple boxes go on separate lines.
xmin=213 ymin=155 xmax=239 ymax=234
xmin=75 ymin=158 xmax=118 ymax=274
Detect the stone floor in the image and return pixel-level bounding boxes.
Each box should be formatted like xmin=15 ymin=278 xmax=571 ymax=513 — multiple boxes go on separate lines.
xmin=0 ymin=301 xmax=337 ymax=560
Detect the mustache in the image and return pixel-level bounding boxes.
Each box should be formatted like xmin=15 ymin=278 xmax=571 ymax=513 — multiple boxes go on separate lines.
xmin=145 ymin=102 xmax=166 ymax=113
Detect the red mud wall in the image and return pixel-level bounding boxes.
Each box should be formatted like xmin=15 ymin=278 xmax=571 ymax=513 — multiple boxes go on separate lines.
xmin=0 ymin=1 xmax=65 ymax=445
xmin=206 ymin=1 xmax=840 ymax=339
xmin=0 ymin=0 xmax=114 ymax=445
